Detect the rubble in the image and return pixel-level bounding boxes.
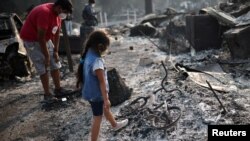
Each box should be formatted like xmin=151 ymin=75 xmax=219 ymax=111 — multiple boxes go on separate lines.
xmin=130 ymin=22 xmax=158 ymax=37
xmin=186 ymin=14 xmax=223 ymax=51
xmin=139 ymin=57 xmax=154 ymax=66
xmin=1 ymin=1 xmax=250 ymax=141
xmin=184 ymin=2 xmax=250 ymax=59
xmin=200 ymin=7 xmax=237 ymax=27
xmin=158 ymin=14 xmax=189 ymax=54
xmin=1 ymin=33 xmax=250 ymax=140
xmin=140 ymin=7 xmax=178 ymax=27
xmin=175 ymin=63 xmax=237 ymax=92
xmin=224 ymin=26 xmax=250 ymax=59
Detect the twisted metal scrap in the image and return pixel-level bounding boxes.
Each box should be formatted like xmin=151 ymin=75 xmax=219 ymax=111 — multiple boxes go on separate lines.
xmin=145 ymin=105 xmax=181 ymax=130
xmin=154 ymin=61 xmax=182 ymax=95
xmin=117 ymin=61 xmax=183 ymax=131
xmin=118 ymin=95 xmax=181 ymax=130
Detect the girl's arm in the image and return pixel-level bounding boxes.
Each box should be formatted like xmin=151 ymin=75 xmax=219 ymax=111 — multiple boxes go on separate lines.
xmin=95 ymin=69 xmax=110 ymax=109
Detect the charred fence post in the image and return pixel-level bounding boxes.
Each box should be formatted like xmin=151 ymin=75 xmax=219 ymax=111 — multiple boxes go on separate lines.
xmin=61 ymin=20 xmax=74 ymax=72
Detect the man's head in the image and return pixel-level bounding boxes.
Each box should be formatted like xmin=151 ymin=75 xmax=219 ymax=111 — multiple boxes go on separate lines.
xmin=53 ymin=0 xmax=73 ymax=19
xmin=54 ymin=0 xmax=73 ymax=14
xmin=88 ymin=0 xmax=95 ymax=4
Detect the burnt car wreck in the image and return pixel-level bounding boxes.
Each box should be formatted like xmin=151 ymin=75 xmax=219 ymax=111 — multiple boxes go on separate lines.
xmin=0 ymin=13 xmax=32 ymax=79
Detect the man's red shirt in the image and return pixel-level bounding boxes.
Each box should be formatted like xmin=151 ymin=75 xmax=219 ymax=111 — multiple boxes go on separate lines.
xmin=20 ymin=3 xmax=61 ymax=42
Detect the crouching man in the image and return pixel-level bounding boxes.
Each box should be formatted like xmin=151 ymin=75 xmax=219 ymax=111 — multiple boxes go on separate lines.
xmin=20 ymin=0 xmax=73 ymax=102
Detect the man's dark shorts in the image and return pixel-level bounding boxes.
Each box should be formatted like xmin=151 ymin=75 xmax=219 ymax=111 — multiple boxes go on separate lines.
xmin=89 ymin=101 xmax=104 ymax=116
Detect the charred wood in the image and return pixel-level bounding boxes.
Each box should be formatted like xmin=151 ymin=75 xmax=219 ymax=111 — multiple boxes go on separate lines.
xmin=107 ymin=68 xmax=132 ymax=106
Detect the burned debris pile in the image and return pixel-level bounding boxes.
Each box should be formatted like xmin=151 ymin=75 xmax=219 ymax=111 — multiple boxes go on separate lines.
xmin=100 ymin=1 xmax=250 ymax=140
xmin=186 ymin=1 xmax=250 ymax=59
xmin=125 ymin=0 xmax=250 ymax=60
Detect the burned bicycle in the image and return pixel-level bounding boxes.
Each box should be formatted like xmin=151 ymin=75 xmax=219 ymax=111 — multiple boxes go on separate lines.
xmin=118 ymin=96 xmax=181 ymax=130
xmin=117 ymin=61 xmax=182 ymax=131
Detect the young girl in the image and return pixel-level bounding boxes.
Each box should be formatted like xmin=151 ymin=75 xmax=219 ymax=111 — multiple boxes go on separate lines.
xmin=76 ymin=30 xmax=128 ymax=141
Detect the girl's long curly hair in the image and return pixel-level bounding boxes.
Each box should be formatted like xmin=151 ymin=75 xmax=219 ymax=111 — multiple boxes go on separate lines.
xmin=76 ymin=30 xmax=110 ymax=89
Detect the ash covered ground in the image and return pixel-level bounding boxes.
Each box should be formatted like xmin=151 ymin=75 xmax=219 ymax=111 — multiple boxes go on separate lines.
xmin=1 ymin=36 xmax=250 ymax=141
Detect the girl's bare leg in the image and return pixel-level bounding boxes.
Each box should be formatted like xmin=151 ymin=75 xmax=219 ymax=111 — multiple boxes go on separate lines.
xmin=91 ymin=116 xmax=102 ymax=141
xmin=103 ymin=107 xmax=117 ymax=127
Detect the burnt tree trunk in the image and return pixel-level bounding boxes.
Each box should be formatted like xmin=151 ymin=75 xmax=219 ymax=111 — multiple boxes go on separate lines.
xmin=107 ymin=68 xmax=132 ymax=106
xmin=145 ymin=0 xmax=153 ymax=14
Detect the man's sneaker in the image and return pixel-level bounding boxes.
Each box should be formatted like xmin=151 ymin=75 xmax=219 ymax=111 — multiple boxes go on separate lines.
xmin=54 ymin=87 xmax=71 ymax=97
xmin=113 ymin=119 xmax=128 ymax=131
xmin=43 ymin=94 xmax=58 ymax=103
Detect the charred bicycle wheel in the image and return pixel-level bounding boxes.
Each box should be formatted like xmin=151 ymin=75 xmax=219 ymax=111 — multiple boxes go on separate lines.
xmin=118 ymin=96 xmax=181 ymax=130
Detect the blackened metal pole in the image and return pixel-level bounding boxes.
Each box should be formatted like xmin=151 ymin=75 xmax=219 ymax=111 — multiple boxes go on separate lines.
xmin=61 ymin=20 xmax=74 ymax=72
xmin=206 ymin=80 xmax=227 ymax=114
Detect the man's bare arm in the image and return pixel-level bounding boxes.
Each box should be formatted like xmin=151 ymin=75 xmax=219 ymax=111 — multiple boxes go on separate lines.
xmin=37 ymin=28 xmax=50 ymax=67
xmin=53 ymin=26 xmax=60 ymax=53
